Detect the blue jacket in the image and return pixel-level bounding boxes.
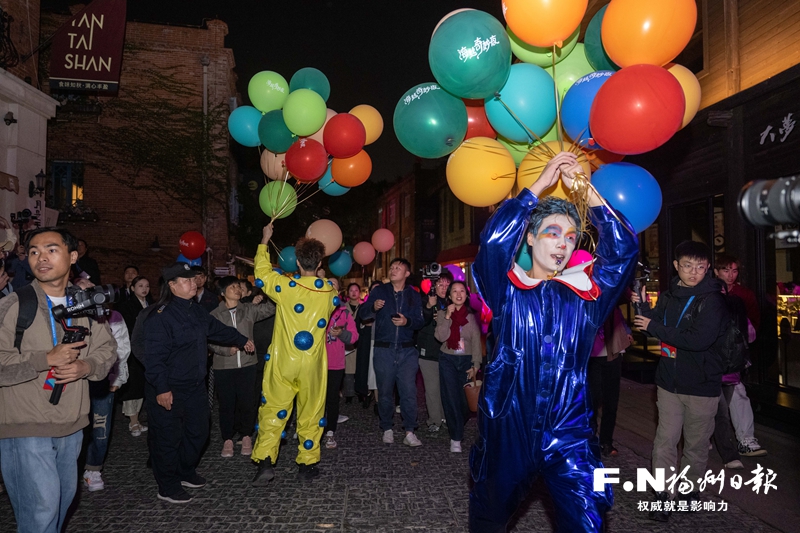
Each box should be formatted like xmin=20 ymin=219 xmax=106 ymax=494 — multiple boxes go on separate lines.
xmin=473 ymin=188 xmax=639 ymax=430
xmin=140 ymin=296 xmax=247 ymax=394
xmin=359 ymin=283 xmax=424 ymax=345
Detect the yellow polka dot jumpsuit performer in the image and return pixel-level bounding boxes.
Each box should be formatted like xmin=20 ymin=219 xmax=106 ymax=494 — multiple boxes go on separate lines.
xmin=251 ymin=242 xmax=336 ymax=469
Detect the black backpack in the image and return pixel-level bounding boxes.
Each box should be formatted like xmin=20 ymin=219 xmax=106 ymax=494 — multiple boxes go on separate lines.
xmin=14 ymin=284 xmax=38 ymax=353
xmin=697 ymin=291 xmax=751 ymax=375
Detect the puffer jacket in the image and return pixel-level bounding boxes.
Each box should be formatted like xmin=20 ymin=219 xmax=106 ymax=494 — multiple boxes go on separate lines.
xmin=209 ymin=300 xmax=276 ymax=370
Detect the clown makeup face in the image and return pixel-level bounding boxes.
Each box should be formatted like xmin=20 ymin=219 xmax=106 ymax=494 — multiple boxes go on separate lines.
xmin=526 ymin=214 xmax=578 ymax=279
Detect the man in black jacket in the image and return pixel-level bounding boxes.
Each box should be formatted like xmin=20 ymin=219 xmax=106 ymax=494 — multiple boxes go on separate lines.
xmin=633 ymin=241 xmax=728 ymax=522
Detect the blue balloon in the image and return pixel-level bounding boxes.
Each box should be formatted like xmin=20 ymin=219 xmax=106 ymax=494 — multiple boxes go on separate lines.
xmin=228 ymin=105 xmax=262 ymax=147
xmin=314 ymin=279 xmax=324 ymax=289
xmin=484 ymin=64 xmax=557 ymax=143
xmin=278 ymin=246 xmax=298 ymax=272
xmin=254 ymin=279 xmax=264 ymax=288
xmin=318 ymin=165 xmax=350 ymax=197
xmin=329 ymin=250 xmax=352 ymax=277
xmin=318 ymin=417 xmax=327 ymax=427
xmin=294 ymin=303 xmax=305 ymax=313
xmin=177 ymin=254 xmax=201 ymax=267
xmin=317 ymin=318 xmax=327 ymax=329
xmin=516 ymin=243 xmax=532 ymax=271
xmin=591 ymin=163 xmax=662 ymax=233
xmin=303 ymin=439 xmax=314 ymax=450
xmin=561 ymin=71 xmax=613 ymax=149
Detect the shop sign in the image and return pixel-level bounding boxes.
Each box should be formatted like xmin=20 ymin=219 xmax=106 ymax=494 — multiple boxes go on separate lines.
xmin=759 ymin=113 xmax=796 ymax=145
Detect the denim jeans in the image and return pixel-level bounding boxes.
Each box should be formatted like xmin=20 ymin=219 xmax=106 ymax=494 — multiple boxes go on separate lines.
xmin=86 ymin=379 xmax=115 ymax=470
xmin=373 ymin=346 xmax=419 ymax=432
xmin=0 ymin=431 xmax=83 ymax=533
xmin=439 ymin=352 xmax=472 ymax=441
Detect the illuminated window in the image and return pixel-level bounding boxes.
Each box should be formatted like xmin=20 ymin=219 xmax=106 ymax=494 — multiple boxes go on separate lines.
xmin=50 ymin=160 xmax=84 ymax=209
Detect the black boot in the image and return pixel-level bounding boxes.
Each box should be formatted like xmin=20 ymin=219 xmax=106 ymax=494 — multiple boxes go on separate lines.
xmin=648 ymin=491 xmax=671 ymax=522
xmin=345 ymin=396 xmax=353 ymax=404
xmin=251 ymin=458 xmax=275 ymax=486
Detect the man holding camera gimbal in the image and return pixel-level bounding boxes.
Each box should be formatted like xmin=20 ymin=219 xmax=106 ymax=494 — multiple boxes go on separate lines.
xmin=0 ymin=228 xmax=117 ymax=533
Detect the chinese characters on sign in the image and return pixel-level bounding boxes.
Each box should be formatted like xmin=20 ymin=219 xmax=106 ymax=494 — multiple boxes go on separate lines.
xmin=760 ymin=113 xmax=796 ymax=145
xmin=637 ymin=500 xmax=729 ymax=512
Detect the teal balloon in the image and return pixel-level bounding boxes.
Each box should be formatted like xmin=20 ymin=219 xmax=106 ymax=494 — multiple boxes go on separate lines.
xmin=278 ymin=246 xmax=298 ymax=272
xmin=290 ymin=67 xmax=331 ymax=102
xmin=318 ymin=165 xmax=350 ymax=197
xmin=228 ymin=106 xmax=262 ymax=147
xmin=258 ymin=110 xmax=295 ymax=152
xmin=329 ymin=250 xmax=353 ymax=277
xmin=393 ymin=82 xmax=467 ymax=159
xmin=428 ymin=10 xmax=511 ymax=99
xmin=545 ymin=44 xmax=595 ymax=100
xmin=484 ymin=64 xmax=557 ymax=143
xmin=516 ymin=242 xmax=532 ymax=271
xmin=584 ymin=6 xmax=620 ymax=72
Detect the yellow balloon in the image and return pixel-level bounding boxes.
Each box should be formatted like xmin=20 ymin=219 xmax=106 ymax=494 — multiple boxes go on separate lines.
xmin=446 ymin=137 xmax=516 ymax=207
xmin=516 ymin=141 xmax=591 ymax=199
xmin=667 ymin=63 xmax=701 ymax=129
xmin=349 ymin=104 xmax=384 ymax=145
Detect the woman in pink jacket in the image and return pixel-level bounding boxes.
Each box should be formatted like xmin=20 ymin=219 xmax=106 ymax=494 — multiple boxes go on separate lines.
xmin=324 ymin=279 xmax=359 ymax=449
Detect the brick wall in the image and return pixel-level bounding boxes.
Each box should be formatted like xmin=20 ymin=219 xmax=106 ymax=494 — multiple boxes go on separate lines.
xmin=3 ymin=0 xmax=40 ymax=83
xmin=42 ymin=14 xmax=238 ymax=292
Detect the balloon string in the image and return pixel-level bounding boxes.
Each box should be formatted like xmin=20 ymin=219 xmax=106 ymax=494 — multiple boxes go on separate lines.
xmin=493 ymin=95 xmax=556 ymax=159
xmin=552 ymin=45 xmax=564 ymax=153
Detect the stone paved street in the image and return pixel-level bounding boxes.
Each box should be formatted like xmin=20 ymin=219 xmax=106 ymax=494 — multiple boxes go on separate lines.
xmin=0 ymin=377 xmax=793 ymax=532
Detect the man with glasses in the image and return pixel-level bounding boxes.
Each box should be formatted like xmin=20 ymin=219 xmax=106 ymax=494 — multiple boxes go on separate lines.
xmin=633 ymin=240 xmax=729 ymax=522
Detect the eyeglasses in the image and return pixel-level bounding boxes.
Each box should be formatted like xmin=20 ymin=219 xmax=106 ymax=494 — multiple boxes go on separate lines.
xmin=678 ymin=263 xmax=708 ymax=273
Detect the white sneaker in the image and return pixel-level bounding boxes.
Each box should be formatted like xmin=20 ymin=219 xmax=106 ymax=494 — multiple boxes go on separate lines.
xmin=395 ymin=405 xmax=401 ymax=414
xmin=450 ymin=440 xmax=462 ymax=453
xmin=403 ymin=432 xmax=422 ymax=447
xmin=325 ymin=431 xmax=337 ymax=449
xmin=129 ymin=423 xmax=143 ymax=437
xmin=337 ymin=415 xmax=349 ymax=424
xmin=725 ymin=460 xmax=744 ymax=470
xmin=83 ymin=470 xmax=105 ymax=492
xmin=382 ymin=429 xmax=394 ymax=444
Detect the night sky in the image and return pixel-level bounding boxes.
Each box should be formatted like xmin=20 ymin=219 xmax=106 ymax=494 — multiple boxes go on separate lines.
xmin=121 ymin=0 xmax=505 ymax=182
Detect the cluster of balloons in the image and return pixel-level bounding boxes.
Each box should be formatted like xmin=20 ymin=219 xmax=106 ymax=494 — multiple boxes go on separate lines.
xmin=276 ymin=224 xmax=396 ymax=278
xmin=228 ymin=67 xmax=385 ymax=219
xmin=393 ymin=1 xmax=699 ymax=234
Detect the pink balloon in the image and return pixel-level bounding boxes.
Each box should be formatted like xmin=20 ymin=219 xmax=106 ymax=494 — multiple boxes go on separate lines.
xmin=371 ymin=228 xmax=395 ymax=253
xmin=306 ymin=108 xmax=337 ymax=145
xmin=260 ymin=149 xmax=288 ymax=181
xmin=353 ymin=241 xmax=376 ymax=265
xmin=566 ymin=249 xmax=593 ymax=269
xmin=445 ymin=264 xmax=466 ymax=282
xmin=306 ymin=219 xmax=342 ymax=256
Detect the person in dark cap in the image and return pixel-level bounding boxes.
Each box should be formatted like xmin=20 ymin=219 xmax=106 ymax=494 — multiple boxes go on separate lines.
xmin=134 ymin=262 xmax=255 ymax=504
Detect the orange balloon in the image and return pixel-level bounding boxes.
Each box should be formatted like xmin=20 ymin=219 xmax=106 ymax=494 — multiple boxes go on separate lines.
xmin=260 ymin=149 xmax=288 ymax=181
xmin=503 ymin=0 xmax=587 ymax=48
xmin=602 ymin=0 xmax=697 ymax=68
xmin=517 ymin=141 xmax=590 ymax=199
xmin=349 ymin=104 xmax=384 ymax=145
xmin=331 ymin=150 xmax=372 ymax=187
xmin=446 ymin=137 xmax=516 ymax=207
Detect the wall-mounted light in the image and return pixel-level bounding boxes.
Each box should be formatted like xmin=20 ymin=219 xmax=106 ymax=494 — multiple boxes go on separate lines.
xmin=150 ymin=236 xmax=161 ymax=253
xmin=4 ymin=112 xmax=17 ymax=126
xmin=28 ymin=169 xmax=46 ymax=198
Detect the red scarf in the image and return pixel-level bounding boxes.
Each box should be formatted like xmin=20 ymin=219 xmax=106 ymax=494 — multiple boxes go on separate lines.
xmin=447 ymin=306 xmax=470 ymax=350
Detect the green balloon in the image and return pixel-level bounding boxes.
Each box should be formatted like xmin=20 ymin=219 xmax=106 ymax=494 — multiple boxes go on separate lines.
xmin=497 ymin=123 xmax=558 ymax=167
xmin=508 ymin=26 xmax=579 ymax=68
xmin=248 ymin=71 xmax=289 ymax=113
xmin=584 ymin=6 xmax=620 ymax=72
xmin=259 ymin=181 xmax=298 ymax=219
xmin=290 ymin=67 xmax=331 ymax=102
xmin=393 ymin=82 xmax=467 ymax=159
xmin=428 ymin=10 xmax=511 ymax=99
xmin=545 ymin=44 xmax=595 ymax=100
xmin=258 ymin=110 xmax=296 ymax=153
xmin=282 ymin=89 xmax=327 ymax=137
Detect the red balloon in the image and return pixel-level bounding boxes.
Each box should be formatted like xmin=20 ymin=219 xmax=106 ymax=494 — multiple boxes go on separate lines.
xmin=589 ymin=64 xmax=685 ymax=155
xmin=464 ymin=99 xmax=496 ymax=140
xmin=179 ymin=231 xmax=206 ymax=260
xmin=285 ymin=138 xmax=329 ymax=182
xmin=323 ymin=113 xmax=366 ymax=158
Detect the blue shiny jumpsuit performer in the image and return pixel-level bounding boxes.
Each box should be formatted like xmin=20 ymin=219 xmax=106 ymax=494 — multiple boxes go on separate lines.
xmin=469 ymin=152 xmax=639 ymax=532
